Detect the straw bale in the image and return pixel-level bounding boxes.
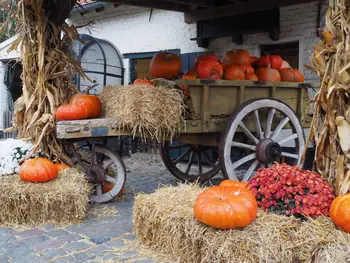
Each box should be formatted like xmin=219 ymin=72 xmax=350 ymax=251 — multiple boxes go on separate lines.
xmin=0 ymin=168 xmax=92 ymax=228
xmin=133 ymin=184 xmax=350 ymax=263
xmin=100 ymin=84 xmax=186 ymax=142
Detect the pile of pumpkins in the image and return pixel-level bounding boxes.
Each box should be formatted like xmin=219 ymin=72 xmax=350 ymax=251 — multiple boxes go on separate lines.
xmin=149 ymin=50 xmax=304 ymax=83
xmin=194 ymin=179 xmax=350 ymax=235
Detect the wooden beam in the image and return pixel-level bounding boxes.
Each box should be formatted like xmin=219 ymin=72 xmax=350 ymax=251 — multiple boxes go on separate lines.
xmin=166 ymin=0 xmax=216 ymax=8
xmin=185 ymin=0 xmax=315 ymax=23
xmin=103 ymin=0 xmax=191 ymax=12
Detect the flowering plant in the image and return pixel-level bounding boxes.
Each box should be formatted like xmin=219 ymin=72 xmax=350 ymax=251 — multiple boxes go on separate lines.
xmin=247 ymin=163 xmax=335 ymax=218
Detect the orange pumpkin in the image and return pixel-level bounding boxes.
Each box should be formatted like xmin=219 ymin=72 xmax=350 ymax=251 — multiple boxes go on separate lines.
xmin=194 ymin=54 xmax=218 ymax=69
xmin=133 ymin=78 xmax=155 ymax=86
xmin=330 ymin=194 xmax=350 ymax=233
xmin=250 ymin=56 xmax=259 ymax=65
xmin=245 ymin=73 xmax=259 ymax=81
xmin=197 ymin=60 xmax=223 ymax=80
xmin=182 ymin=68 xmax=197 ymax=80
xmin=55 ymin=102 xmax=91 ymax=121
xmin=223 ymin=49 xmax=251 ymax=66
xmin=281 ymin=60 xmax=291 ymax=69
xmin=103 ymin=182 xmax=125 ymax=196
xmin=56 ymin=163 xmax=70 ymax=172
xmin=224 ymin=65 xmax=245 ymax=80
xmin=256 ymin=55 xmax=283 ymax=70
xmin=70 ymin=87 xmax=102 ymax=119
xmin=220 ymin=180 xmax=247 ymax=188
xmin=240 ymin=65 xmax=254 ymax=74
xmin=279 ymin=68 xmax=305 ymax=82
xmin=256 ymin=68 xmax=281 ymax=82
xmin=149 ymin=52 xmax=182 ymax=79
xmin=194 ymin=186 xmax=258 ymax=230
xmin=20 ymin=157 xmax=58 ymax=183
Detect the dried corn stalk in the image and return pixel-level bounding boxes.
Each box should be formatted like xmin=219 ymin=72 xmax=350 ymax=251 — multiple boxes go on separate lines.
xmin=307 ymin=0 xmax=350 ymax=195
xmin=1 ymin=0 xmax=89 ymax=162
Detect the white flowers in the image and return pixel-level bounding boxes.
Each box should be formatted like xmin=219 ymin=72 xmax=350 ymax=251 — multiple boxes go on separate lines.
xmin=0 ymin=139 xmax=34 ymax=175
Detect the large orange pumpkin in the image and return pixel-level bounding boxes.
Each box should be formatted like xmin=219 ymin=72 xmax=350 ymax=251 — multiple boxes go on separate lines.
xmin=330 ymin=194 xmax=350 ymax=233
xmin=70 ymin=87 xmax=102 ymax=119
xmin=220 ymin=180 xmax=247 ymax=188
xmin=194 ymin=186 xmax=258 ymax=230
xmin=224 ymin=65 xmax=245 ymax=80
xmin=240 ymin=65 xmax=254 ymax=74
xmin=256 ymin=55 xmax=283 ymax=70
xmin=20 ymin=158 xmax=58 ymax=183
xmin=279 ymin=68 xmax=305 ymax=82
xmin=223 ymin=49 xmax=251 ymax=66
xmin=149 ymin=52 xmax=182 ymax=79
xmin=245 ymin=73 xmax=259 ymax=81
xmin=56 ymin=163 xmax=70 ymax=172
xmin=256 ymin=68 xmax=281 ymax=82
xmin=197 ymin=60 xmax=223 ymax=80
xmin=55 ymin=102 xmax=91 ymax=121
xmin=194 ymin=54 xmax=218 ymax=69
xmin=133 ymin=78 xmax=155 ymax=86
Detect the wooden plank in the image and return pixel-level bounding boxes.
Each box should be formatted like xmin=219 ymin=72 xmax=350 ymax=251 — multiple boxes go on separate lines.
xmin=201 ymin=85 xmax=210 ymax=132
xmin=103 ymin=0 xmax=191 ymax=12
xmin=184 ymin=0 xmax=315 ymax=23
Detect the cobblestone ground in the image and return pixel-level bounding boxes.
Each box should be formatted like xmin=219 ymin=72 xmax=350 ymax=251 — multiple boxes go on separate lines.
xmin=0 ymin=153 xmax=225 ymax=263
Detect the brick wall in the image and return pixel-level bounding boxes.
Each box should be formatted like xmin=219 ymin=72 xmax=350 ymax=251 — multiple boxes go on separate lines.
xmin=69 ymin=1 xmax=328 ymax=85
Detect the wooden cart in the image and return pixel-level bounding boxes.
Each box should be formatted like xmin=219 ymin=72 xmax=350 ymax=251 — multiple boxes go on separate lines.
xmin=56 ymin=79 xmax=317 ymax=203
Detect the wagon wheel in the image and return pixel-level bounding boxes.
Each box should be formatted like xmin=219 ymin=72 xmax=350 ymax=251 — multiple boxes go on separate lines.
xmin=64 ymin=141 xmax=126 ymax=203
xmin=160 ymin=141 xmax=221 ymax=183
xmin=219 ymin=98 xmax=305 ymax=182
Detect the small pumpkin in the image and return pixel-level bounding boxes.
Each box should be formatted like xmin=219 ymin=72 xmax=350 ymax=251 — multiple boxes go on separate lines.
xmin=240 ymin=65 xmax=254 ymax=74
xmin=279 ymin=68 xmax=305 ymax=82
xmin=224 ymin=65 xmax=245 ymax=80
xmin=70 ymin=86 xmax=102 ymax=119
xmin=55 ymin=102 xmax=91 ymax=121
xmin=256 ymin=55 xmax=283 ymax=70
xmin=56 ymin=163 xmax=70 ymax=172
xmin=20 ymin=157 xmax=58 ymax=183
xmin=149 ymin=52 xmax=182 ymax=79
xmin=197 ymin=60 xmax=223 ymax=80
xmin=245 ymin=73 xmax=259 ymax=81
xmin=220 ymin=180 xmax=247 ymax=188
xmin=223 ymin=49 xmax=251 ymax=66
xmin=194 ymin=54 xmax=218 ymax=69
xmin=256 ymin=67 xmax=281 ymax=82
xmin=133 ymin=78 xmax=155 ymax=86
xmin=194 ymin=186 xmax=258 ymax=230
xmin=330 ymin=194 xmax=350 ymax=233
xmin=103 ymin=182 xmax=125 ymax=196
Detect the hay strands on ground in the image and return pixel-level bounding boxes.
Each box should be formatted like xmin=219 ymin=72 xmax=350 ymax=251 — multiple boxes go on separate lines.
xmin=100 ymin=83 xmax=187 ymax=143
xmin=305 ymin=0 xmax=350 ymax=195
xmin=133 ymin=184 xmax=350 ymax=263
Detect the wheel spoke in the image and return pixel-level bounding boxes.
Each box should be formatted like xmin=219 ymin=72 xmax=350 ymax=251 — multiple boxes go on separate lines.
xmin=271 ymin=117 xmax=290 ymax=141
xmin=243 ymin=159 xmax=260 ymax=182
xmin=202 ymin=151 xmax=214 ymax=167
xmin=281 ymin=152 xmax=299 ymax=159
xmin=253 ymin=110 xmax=264 ymax=140
xmin=173 ymin=148 xmax=191 ymax=165
xmin=265 ymin=109 xmax=276 ymax=138
xmin=278 ymin=133 xmax=298 ymax=145
xmin=168 ymin=144 xmax=187 ymax=150
xmin=96 ymin=185 xmax=103 ymax=196
xmin=197 ymin=153 xmax=202 ymax=176
xmin=106 ymin=175 xmax=117 ymax=184
xmin=103 ymin=160 xmax=114 ymax=169
xmin=185 ymin=152 xmax=194 ymax=175
xmin=232 ymin=141 xmax=256 ymax=151
xmin=239 ymin=122 xmax=259 ymax=144
xmin=232 ymin=153 xmax=256 ymax=169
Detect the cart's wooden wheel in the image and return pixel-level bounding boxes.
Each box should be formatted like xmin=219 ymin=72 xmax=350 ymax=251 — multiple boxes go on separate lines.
xmin=219 ymin=98 xmax=305 ymax=182
xmin=160 ymin=141 xmax=221 ymax=183
xmin=64 ymin=142 xmax=126 ymax=203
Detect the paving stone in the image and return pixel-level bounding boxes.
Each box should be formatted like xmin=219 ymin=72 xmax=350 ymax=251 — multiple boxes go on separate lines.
xmin=85 ymin=245 xmax=110 ymax=257
xmin=133 ymin=259 xmax=154 ymax=263
xmin=0 ymin=228 xmax=14 ymax=235
xmin=2 ymin=241 xmax=26 ymax=251
xmin=16 ymin=228 xmax=46 ymax=238
xmin=9 ymin=246 xmax=36 ymax=260
xmin=21 ymin=235 xmax=49 ymax=245
xmin=63 ymin=241 xmax=91 ymax=253
xmin=12 ymin=255 xmax=47 ymax=263
xmin=71 ymin=252 xmax=96 ymax=262
xmin=42 ymin=224 xmax=58 ymax=231
xmin=39 ymin=248 xmax=66 ymax=260
xmin=59 ymin=233 xmax=84 ymax=242
xmin=51 ymin=255 xmax=76 ymax=263
xmin=33 ymin=239 xmax=64 ymax=251
xmin=90 ymin=236 xmax=110 ymax=245
xmin=106 ymin=238 xmax=125 ymax=248
xmin=0 ymin=253 xmax=10 ymax=263
xmin=46 ymin=229 xmax=69 ymax=238
xmin=125 ymin=249 xmax=138 ymax=257
xmin=0 ymin=235 xmax=14 ymax=244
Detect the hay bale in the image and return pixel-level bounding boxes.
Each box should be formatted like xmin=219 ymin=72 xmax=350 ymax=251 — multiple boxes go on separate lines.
xmin=100 ymin=84 xmax=186 ymax=142
xmin=0 ymin=168 xmax=92 ymax=227
xmin=133 ymin=184 xmax=350 ymax=263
